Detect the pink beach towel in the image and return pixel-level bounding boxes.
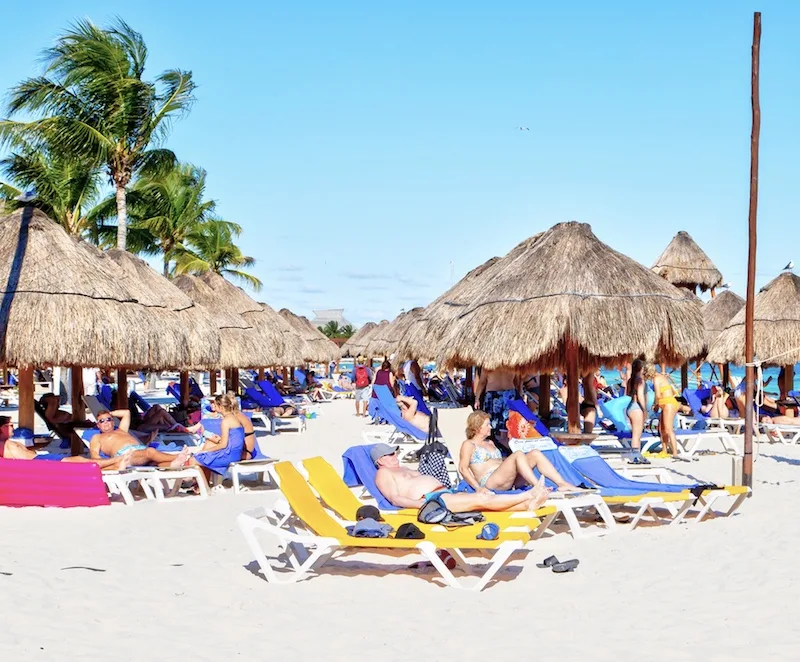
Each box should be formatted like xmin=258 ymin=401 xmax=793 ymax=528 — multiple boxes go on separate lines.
xmin=0 ymin=458 xmax=110 ymax=508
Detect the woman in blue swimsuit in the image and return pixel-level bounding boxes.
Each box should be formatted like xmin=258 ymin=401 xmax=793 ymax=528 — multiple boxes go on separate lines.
xmin=458 ymin=411 xmax=579 ymax=492
xmin=625 ymin=360 xmax=649 ymax=454
xmin=189 ymin=392 xmax=246 ymax=479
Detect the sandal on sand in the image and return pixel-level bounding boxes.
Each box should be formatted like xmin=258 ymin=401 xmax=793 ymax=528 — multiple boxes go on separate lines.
xmin=552 ymin=559 xmax=580 ymax=573
xmin=536 ymin=555 xmax=560 ymax=568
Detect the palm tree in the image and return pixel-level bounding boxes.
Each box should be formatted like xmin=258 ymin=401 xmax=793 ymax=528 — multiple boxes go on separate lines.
xmin=319 ymin=321 xmax=341 ymax=338
xmin=90 ymin=163 xmax=214 ymax=274
xmin=0 ymin=138 xmax=102 ymax=236
xmin=339 ymin=324 xmax=355 ymax=339
xmin=174 ymin=218 xmax=262 ymax=290
xmin=0 ymin=18 xmax=195 ymax=250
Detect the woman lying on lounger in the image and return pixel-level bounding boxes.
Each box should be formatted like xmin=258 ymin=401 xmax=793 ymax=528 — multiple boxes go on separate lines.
xmin=458 ymin=410 xmax=580 ymax=493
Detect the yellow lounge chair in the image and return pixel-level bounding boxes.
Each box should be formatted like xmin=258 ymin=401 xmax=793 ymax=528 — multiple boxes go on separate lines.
xmin=238 ymin=461 xmax=534 ymax=591
xmin=301 ymin=456 xmax=554 ymax=532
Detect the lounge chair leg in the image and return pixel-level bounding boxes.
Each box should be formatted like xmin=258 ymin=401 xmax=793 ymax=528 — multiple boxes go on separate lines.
xmin=530 ymin=511 xmax=559 ymax=540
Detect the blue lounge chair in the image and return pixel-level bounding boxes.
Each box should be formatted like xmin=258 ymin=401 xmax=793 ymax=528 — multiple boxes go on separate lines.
xmin=253 ymin=381 xmax=307 ymax=434
xmin=682 ymin=387 xmax=745 ymax=435
xmin=342 ymin=444 xmax=401 ymax=510
xmin=371 ymin=385 xmax=428 ymax=442
xmin=404 ymin=383 xmax=432 ymax=416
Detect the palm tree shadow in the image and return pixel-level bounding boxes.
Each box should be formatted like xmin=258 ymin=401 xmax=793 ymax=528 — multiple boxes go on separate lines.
xmin=764 ymin=455 xmax=800 ymax=468
xmin=0 ymin=206 xmax=32 ymax=357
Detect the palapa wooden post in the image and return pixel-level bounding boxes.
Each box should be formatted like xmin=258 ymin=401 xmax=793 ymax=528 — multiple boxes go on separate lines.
xmin=680 ymin=364 xmax=689 ymax=392
xmin=722 ymin=363 xmax=730 ymax=388
xmin=70 ymin=368 xmax=85 ymax=456
xmin=17 ymin=366 xmax=35 ymax=432
xmin=179 ymin=371 xmax=190 ymax=408
xmin=565 ymin=341 xmax=580 ymax=434
xmin=257 ymin=367 xmax=265 ymax=381
xmin=116 ymin=370 xmax=128 ymax=409
xmin=743 ymin=11 xmax=761 ymax=488
xmin=231 ymin=368 xmax=240 ymax=393
xmin=282 ymin=367 xmax=289 ymax=383
xmin=464 ymin=366 xmax=474 ymax=403
xmin=539 ymin=373 xmax=551 ymax=421
xmin=209 ymin=370 xmax=217 ymax=395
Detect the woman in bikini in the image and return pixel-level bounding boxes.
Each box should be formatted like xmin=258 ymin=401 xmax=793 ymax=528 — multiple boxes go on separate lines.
xmin=458 ymin=410 xmax=579 ymax=492
xmin=650 ymin=365 xmax=683 ymax=460
xmin=189 ymin=392 xmax=248 ymax=479
xmin=625 ymin=359 xmax=649 ymax=455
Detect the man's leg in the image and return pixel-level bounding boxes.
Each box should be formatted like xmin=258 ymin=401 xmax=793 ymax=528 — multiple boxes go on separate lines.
xmin=441 ymin=479 xmax=548 ymax=513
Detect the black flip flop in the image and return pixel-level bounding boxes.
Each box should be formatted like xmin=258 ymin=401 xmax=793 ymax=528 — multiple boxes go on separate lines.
xmin=536 ymin=555 xmax=559 ymax=568
xmin=552 ymin=559 xmax=579 ymax=573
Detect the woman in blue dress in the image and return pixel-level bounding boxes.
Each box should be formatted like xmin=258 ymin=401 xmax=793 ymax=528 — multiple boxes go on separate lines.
xmin=190 ymin=392 xmax=246 ymax=478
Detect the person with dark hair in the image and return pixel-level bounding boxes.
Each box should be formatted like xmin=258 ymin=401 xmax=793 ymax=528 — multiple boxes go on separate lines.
xmin=371 ymin=359 xmax=397 ymax=398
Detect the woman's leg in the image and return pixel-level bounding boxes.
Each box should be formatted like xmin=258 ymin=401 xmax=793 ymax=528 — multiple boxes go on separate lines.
xmin=660 ymin=404 xmax=679 ymax=457
xmin=443 ymin=477 xmax=549 ymax=512
xmin=524 ymin=449 xmax=579 ymax=490
xmin=627 ymin=407 xmax=645 ymax=451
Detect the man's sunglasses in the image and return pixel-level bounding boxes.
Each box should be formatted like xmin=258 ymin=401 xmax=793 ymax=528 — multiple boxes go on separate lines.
xmin=97 ymin=417 xmax=113 ymax=424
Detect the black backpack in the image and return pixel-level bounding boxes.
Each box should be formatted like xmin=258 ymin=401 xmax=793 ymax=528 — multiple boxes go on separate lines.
xmin=417 ymin=493 xmax=484 ymax=527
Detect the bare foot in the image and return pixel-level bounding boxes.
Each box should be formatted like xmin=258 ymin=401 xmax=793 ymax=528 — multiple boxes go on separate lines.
xmin=527 ymin=476 xmax=550 ymax=509
xmin=170 ymin=447 xmax=190 ymax=468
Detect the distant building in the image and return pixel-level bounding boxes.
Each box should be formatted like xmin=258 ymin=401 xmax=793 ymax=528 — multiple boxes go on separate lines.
xmin=310 ymin=309 xmax=352 ymax=328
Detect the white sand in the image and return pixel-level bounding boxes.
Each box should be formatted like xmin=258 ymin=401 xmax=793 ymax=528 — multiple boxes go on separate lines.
xmin=1 ymin=399 xmax=799 ymax=661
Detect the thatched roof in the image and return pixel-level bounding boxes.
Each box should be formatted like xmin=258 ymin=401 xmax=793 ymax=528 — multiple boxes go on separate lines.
xmin=435 ymin=221 xmax=705 ymax=372
xmin=340 ymin=321 xmax=380 ymax=357
xmin=195 ymin=272 xmax=304 ymax=365
xmin=364 ymin=307 xmax=425 ymax=358
xmin=257 ymin=300 xmax=309 ymax=366
xmin=707 ymin=272 xmax=800 ymax=366
xmin=703 ymin=290 xmax=745 ymax=349
xmin=278 ymin=309 xmax=340 ymax=363
xmin=651 ymin=230 xmax=723 ymax=293
xmin=0 ymin=208 xmax=215 ymax=369
xmin=104 ymin=250 xmax=220 ymax=369
xmin=173 ymin=273 xmax=271 ymax=369
xmin=398 ymin=248 xmax=535 ymax=360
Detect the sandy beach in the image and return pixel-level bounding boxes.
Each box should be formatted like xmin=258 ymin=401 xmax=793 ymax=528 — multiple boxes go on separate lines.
xmin=0 ymin=398 xmax=798 ymax=661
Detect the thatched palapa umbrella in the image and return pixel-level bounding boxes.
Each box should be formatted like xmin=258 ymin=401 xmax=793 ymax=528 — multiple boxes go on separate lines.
xmin=703 ymin=290 xmax=745 ymax=349
xmin=278 ymin=309 xmax=340 ymax=364
xmin=438 ymin=221 xmax=706 ymax=432
xmin=340 ymin=321 xmax=381 ymax=357
xmin=707 ymin=272 xmax=800 ymax=398
xmin=651 ymin=230 xmax=723 ymax=294
xmin=0 ymin=208 xmax=219 ymax=432
xmin=363 ymin=307 xmax=425 ymax=359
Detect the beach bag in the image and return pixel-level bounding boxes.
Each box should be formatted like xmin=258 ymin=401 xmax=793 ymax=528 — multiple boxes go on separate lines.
xmin=418 ymin=493 xmax=484 ymax=527
xmin=417 ymin=409 xmax=451 ymax=488
xmin=355 ymin=366 xmax=370 ymax=388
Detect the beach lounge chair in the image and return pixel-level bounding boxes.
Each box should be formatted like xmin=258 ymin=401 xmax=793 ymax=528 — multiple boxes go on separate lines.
xmin=363 ymin=385 xmax=428 ymax=447
xmin=251 ymin=381 xmax=308 ymax=434
xmin=682 ymin=388 xmax=746 ymax=434
xmin=238 ymin=461 xmax=532 ymax=591
xmin=759 ymin=421 xmax=800 ymax=445
xmin=301 ymin=455 xmax=554 ymax=532
xmin=0 ymin=457 xmax=110 ymax=508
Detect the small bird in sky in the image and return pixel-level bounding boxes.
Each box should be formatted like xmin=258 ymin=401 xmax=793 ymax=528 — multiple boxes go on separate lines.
xmin=783 ymin=261 xmax=794 ymax=271
xmin=720 ymin=282 xmax=731 ymax=289
xmin=517 ymin=126 xmax=529 ymax=131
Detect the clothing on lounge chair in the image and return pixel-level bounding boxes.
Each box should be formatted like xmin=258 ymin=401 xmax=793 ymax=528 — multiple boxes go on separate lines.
xmin=507 ymin=400 xmax=551 ymax=436
xmin=33 ymin=453 xmax=63 ymax=461
xmin=97 ymin=383 xmax=114 ymax=409
xmin=129 ymin=390 xmax=152 ymax=413
xmin=193 ymin=427 xmax=245 ymax=475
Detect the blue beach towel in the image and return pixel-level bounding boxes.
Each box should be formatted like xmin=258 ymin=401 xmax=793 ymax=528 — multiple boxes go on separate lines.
xmin=372 ymin=385 xmax=427 ymax=441
xmin=342 ymin=444 xmax=401 ymax=510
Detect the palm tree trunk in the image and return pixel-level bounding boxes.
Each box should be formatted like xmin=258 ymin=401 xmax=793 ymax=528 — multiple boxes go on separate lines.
xmin=163 ymin=256 xmax=170 ymax=277
xmin=115 ymin=183 xmax=127 ymax=250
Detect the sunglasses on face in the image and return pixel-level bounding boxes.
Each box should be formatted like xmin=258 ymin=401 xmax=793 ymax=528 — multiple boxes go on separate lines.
xmin=98 ymin=417 xmax=113 ymax=424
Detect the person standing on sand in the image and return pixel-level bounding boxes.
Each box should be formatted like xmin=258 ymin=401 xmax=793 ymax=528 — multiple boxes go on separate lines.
xmin=371 ymin=359 xmax=397 ymax=398
xmin=352 ymin=356 xmax=373 ymax=417
xmin=474 ymin=367 xmax=520 ymax=452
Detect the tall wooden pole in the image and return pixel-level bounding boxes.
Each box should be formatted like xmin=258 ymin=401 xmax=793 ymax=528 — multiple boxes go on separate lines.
xmin=209 ymin=370 xmax=217 ymax=395
xmin=539 ymin=373 xmax=551 ymax=422
xmin=17 ymin=366 xmax=35 ymax=431
xmin=70 ymin=368 xmax=85 ymax=456
xmin=116 ymin=369 xmax=128 ymax=409
xmin=680 ymin=364 xmax=689 ymax=392
xmin=565 ymin=340 xmax=580 ymax=434
xmin=743 ymin=11 xmax=761 ymax=488
xmin=179 ymin=371 xmax=190 ymax=408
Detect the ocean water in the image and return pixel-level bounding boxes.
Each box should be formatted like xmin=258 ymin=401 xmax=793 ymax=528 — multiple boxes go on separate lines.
xmin=599 ymin=363 xmax=800 ymax=395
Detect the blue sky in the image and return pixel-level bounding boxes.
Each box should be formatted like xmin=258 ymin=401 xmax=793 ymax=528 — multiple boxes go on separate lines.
xmin=1 ymin=1 xmax=798 ymax=326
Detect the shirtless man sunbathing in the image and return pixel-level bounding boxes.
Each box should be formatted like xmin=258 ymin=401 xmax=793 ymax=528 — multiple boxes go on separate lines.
xmin=372 ymin=443 xmax=549 ymax=512
xmin=90 ymin=409 xmax=189 ymax=468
